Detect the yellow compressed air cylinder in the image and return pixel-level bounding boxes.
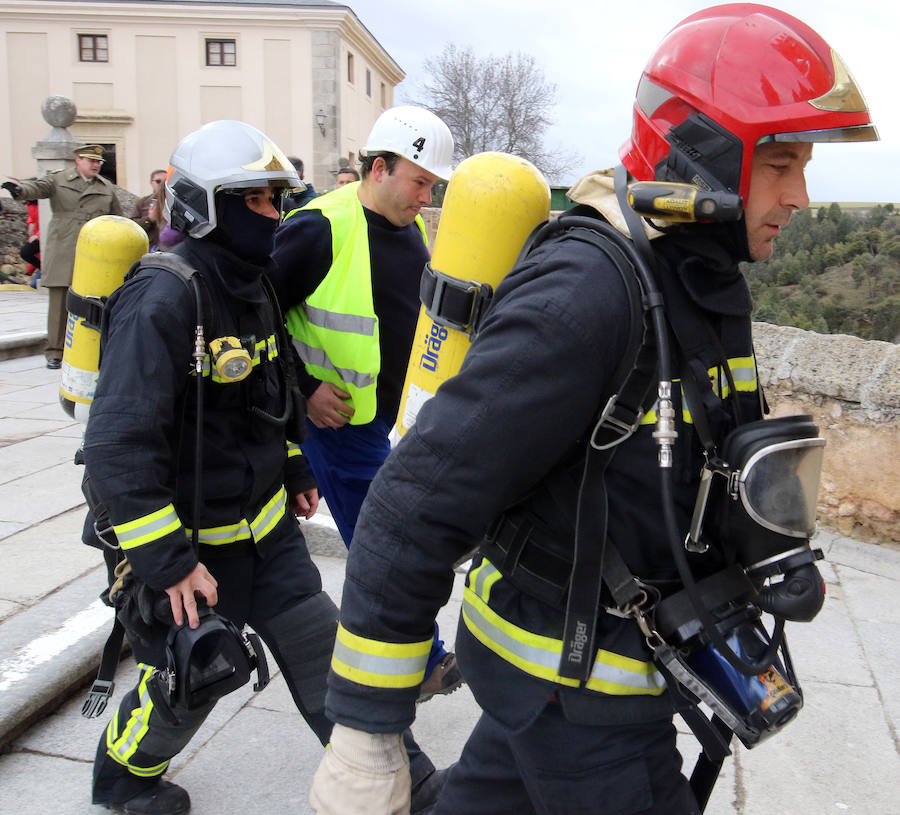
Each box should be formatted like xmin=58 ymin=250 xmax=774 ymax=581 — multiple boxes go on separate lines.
xmin=60 ymin=215 xmax=149 ymax=421
xmin=396 ymin=152 xmax=550 ymax=436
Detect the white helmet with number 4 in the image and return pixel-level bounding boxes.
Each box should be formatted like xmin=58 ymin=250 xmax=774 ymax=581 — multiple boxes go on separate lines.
xmin=362 ymin=106 xmax=454 ymax=180
xmin=166 ymin=119 xmax=301 ymax=238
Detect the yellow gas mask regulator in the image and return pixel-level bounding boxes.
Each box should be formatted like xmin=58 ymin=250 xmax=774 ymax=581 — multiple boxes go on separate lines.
xmin=208 ymin=336 xmax=253 ymax=382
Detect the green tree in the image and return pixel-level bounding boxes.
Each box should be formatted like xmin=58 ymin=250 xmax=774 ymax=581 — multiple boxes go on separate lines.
xmin=824 ymin=244 xmax=846 ymax=268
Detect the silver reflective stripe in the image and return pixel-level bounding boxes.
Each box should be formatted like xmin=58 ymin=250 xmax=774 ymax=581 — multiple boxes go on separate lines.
xmin=464 ymin=592 xmax=569 ymax=674
xmin=107 ymin=664 xmax=169 ymax=775
xmin=114 ymin=505 xmax=182 ymax=549
xmin=187 ymin=522 xmax=251 ymax=545
xmin=469 ymin=558 xmax=502 ymax=603
xmin=332 ymin=637 xmax=428 ymax=683
xmin=303 ymin=303 xmax=376 ymax=336
xmin=250 ymin=487 xmax=287 ymax=541
xmin=462 ymin=582 xmax=666 ymax=694
xmin=292 ymin=338 xmax=375 ymax=389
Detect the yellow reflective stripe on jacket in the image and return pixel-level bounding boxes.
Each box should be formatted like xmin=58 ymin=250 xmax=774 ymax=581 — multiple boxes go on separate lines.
xmin=640 ymin=357 xmax=758 ymax=425
xmin=106 ymin=664 xmax=169 ymax=775
xmin=184 ymin=486 xmax=287 ymax=546
xmin=463 ymin=561 xmax=665 ymax=696
xmin=114 ymin=504 xmax=182 ymax=550
xmin=468 ymin=557 xmax=503 ymax=604
xmin=711 ymin=356 xmax=756 ymax=398
xmin=185 ymin=519 xmax=252 ymax=546
xmin=287 ymin=440 xmax=303 ymax=458
xmin=331 ymin=623 xmax=431 ymax=689
xmin=250 ymin=486 xmax=287 ymax=540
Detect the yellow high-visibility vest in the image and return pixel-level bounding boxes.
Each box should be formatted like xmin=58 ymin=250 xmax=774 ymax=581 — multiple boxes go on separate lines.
xmin=284 ymin=182 xmax=427 ymax=425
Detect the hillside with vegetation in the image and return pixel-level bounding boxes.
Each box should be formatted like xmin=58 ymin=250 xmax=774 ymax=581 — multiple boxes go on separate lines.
xmin=742 ymin=202 xmax=899 ymax=343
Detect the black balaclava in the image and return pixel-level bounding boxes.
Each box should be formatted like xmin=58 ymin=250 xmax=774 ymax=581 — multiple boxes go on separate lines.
xmin=213 ymin=191 xmax=280 ymax=266
xmin=657 ymin=220 xmax=753 ymax=317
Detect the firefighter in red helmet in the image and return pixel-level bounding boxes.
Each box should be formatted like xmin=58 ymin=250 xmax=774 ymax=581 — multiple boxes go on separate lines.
xmin=308 ymin=6 xmax=877 ymax=814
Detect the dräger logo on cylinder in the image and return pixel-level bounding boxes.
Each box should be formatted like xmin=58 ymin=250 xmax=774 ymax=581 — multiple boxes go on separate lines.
xmin=419 ymin=322 xmax=449 ymax=372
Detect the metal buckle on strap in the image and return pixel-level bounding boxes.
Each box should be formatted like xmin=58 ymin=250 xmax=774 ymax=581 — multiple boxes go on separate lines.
xmin=421 ymin=262 xmax=494 ymax=335
xmin=590 ymin=394 xmax=644 ymax=450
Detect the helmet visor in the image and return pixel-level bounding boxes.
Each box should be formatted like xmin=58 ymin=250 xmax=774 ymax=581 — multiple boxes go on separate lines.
xmin=765 ymin=124 xmax=879 ymax=144
xmin=738 ymin=438 xmax=825 ymax=538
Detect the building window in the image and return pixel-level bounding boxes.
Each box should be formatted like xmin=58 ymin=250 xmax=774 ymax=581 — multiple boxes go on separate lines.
xmin=380 ymin=82 xmax=386 ymax=107
xmin=347 ymin=52 xmax=354 ymax=83
xmin=366 ymin=69 xmax=372 ymax=97
xmin=79 ymin=34 xmax=108 ymax=63
xmin=206 ymin=39 xmax=236 ymax=67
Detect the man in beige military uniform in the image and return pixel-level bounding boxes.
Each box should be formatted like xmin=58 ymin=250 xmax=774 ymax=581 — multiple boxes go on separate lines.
xmin=3 ymin=144 xmax=122 ymax=368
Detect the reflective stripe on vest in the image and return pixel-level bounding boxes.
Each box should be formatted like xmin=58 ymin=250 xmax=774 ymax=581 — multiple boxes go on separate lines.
xmin=184 ymin=486 xmax=288 ymax=547
xmin=283 ymin=182 xmax=427 ymax=425
xmin=463 ymin=560 xmax=666 ymax=696
xmin=331 ymin=622 xmax=431 ymax=689
xmin=106 ymin=663 xmax=169 ymax=775
xmin=641 ymin=356 xmax=758 ymax=425
xmin=291 ymin=338 xmax=375 ymax=391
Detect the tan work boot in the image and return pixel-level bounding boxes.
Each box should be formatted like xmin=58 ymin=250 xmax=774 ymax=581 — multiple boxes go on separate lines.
xmin=417 ymin=653 xmax=463 ymax=703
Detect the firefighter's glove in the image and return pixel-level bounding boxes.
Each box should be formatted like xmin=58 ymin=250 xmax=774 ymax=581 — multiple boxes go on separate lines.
xmin=1 ymin=181 xmax=22 ymax=198
xmin=110 ymin=561 xmax=172 ymax=648
xmin=309 ymin=723 xmax=410 ymax=815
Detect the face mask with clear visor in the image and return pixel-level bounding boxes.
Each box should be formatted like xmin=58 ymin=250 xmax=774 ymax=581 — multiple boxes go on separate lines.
xmin=687 ymin=415 xmax=825 ymax=575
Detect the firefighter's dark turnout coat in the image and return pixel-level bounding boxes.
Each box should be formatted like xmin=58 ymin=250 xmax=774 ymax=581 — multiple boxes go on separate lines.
xmin=83 ymin=236 xmax=316 ymax=590
xmin=325 ymin=213 xmax=763 ymax=735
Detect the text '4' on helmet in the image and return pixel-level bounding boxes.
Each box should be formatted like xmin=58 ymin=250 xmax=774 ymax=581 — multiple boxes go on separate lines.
xmin=166 ymin=120 xmax=301 ymax=238
xmin=362 ymin=106 xmax=454 ymax=180
xmin=619 ymin=3 xmax=878 ymax=203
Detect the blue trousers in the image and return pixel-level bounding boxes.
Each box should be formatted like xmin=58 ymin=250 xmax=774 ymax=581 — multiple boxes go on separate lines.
xmin=433 ymin=702 xmax=700 ymax=815
xmin=301 ymin=416 xmax=447 ymax=675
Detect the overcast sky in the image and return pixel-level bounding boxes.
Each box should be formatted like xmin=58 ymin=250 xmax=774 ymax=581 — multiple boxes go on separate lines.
xmin=345 ymin=0 xmax=898 ymax=203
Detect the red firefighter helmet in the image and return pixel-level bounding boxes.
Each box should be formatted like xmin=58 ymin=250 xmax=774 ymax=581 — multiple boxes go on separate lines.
xmin=620 ymin=4 xmax=878 ymax=202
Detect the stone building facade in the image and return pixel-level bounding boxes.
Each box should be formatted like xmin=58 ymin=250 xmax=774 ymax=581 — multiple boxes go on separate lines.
xmin=0 ymin=0 xmax=403 ymax=195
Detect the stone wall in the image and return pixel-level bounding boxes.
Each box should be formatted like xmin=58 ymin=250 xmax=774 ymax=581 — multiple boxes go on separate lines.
xmin=1 ymin=188 xmax=139 ymax=278
xmin=0 ymin=197 xmax=28 ymax=276
xmin=753 ymin=323 xmax=899 ymax=545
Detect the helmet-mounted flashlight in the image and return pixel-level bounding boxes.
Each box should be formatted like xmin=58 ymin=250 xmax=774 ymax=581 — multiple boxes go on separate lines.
xmin=627 ymin=181 xmax=742 ymax=223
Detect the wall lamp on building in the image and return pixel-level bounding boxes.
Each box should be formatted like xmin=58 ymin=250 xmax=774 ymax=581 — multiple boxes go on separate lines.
xmin=316 ymin=109 xmax=327 ymax=136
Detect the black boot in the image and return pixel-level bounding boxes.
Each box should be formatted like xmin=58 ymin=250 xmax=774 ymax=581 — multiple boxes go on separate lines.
xmin=105 ymin=780 xmax=190 ymax=814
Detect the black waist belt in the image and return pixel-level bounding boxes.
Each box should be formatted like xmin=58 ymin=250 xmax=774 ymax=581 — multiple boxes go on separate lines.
xmin=480 ymin=513 xmax=574 ymax=609
xmin=481 ymin=510 xmax=651 ymax=616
